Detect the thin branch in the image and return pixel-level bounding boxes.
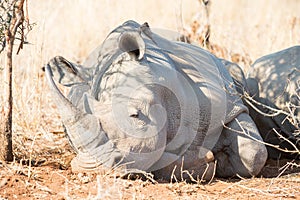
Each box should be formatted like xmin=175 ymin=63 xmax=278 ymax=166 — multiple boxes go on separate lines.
xmin=243 ymin=94 xmax=291 ymax=117
xmin=222 ymin=119 xmax=299 ymax=155
xmin=236 ymin=118 xmax=299 ymax=154
xmin=236 ymin=184 xmax=297 ymax=198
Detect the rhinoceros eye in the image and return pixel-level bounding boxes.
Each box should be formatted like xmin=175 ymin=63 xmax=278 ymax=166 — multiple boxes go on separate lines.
xmin=129 ymin=110 xmax=149 ymax=126
xmin=129 ymin=112 xmax=139 ymax=118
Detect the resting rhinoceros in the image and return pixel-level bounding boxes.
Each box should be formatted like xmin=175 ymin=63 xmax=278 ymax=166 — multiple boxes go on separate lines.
xmin=246 ymin=46 xmax=300 ymax=159
xmin=249 ymin=46 xmax=300 ymax=124
xmin=224 ymin=47 xmax=300 ymax=159
xmin=45 ymin=20 xmax=267 ymax=181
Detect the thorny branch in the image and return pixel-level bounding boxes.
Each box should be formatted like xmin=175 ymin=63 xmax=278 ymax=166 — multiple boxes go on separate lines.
xmin=0 ymin=0 xmax=32 ymax=162
xmin=244 ymin=92 xmax=295 ymax=118
xmin=0 ymin=0 xmax=33 ymax=55
xmin=223 ymin=118 xmax=300 ymax=155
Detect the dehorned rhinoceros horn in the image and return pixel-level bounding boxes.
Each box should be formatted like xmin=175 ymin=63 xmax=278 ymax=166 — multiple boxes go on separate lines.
xmin=45 ymin=59 xmax=124 ymax=171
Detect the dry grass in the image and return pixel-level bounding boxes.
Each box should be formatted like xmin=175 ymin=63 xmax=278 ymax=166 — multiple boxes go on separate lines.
xmin=0 ymin=0 xmax=300 ymax=199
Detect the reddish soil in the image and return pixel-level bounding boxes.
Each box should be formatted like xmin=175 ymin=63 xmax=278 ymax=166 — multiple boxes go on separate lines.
xmin=1 ymin=132 xmax=300 ymax=200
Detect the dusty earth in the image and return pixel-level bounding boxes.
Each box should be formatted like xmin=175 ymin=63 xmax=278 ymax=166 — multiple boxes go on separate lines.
xmin=0 ymin=131 xmax=300 ymax=200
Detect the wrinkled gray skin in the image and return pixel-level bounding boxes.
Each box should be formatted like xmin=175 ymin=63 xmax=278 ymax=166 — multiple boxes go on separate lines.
xmin=223 ymin=48 xmax=300 ymax=159
xmin=247 ymin=46 xmax=300 ymax=159
xmin=45 ymin=20 xmax=267 ymax=181
xmin=249 ymin=46 xmax=300 ymax=124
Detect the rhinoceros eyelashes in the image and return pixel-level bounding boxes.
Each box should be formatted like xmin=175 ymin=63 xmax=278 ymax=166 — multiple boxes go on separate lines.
xmin=118 ymin=31 xmax=145 ymax=60
xmin=129 ymin=109 xmax=142 ymax=119
xmin=129 ymin=113 xmax=139 ymax=118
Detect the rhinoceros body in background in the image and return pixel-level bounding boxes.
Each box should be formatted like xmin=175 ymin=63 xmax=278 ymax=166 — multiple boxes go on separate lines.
xmin=225 ymin=47 xmax=300 ymax=159
xmin=246 ymin=46 xmax=300 ymax=159
xmin=45 ymin=20 xmax=267 ymax=181
xmin=249 ymin=46 xmax=300 ymax=123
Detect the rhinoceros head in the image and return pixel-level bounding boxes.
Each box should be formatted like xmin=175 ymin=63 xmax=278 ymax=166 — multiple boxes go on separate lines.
xmin=45 ymin=21 xmax=197 ymax=173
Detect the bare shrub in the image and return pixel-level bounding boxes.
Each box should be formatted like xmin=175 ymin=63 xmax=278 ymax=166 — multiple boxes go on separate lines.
xmin=0 ymin=0 xmax=32 ymax=162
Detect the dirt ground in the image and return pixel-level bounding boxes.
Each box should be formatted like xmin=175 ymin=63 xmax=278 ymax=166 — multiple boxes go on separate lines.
xmin=1 ymin=132 xmax=300 ymax=200
xmin=0 ymin=167 xmax=299 ymax=200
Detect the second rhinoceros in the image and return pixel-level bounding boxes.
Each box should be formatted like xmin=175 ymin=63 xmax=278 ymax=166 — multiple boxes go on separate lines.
xmin=248 ymin=46 xmax=300 ymax=124
xmin=246 ymin=46 xmax=300 ymax=159
xmin=224 ymin=47 xmax=300 ymax=159
xmin=45 ymin=20 xmax=267 ymax=181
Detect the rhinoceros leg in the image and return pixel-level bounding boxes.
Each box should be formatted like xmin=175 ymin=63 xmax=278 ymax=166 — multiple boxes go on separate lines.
xmin=213 ymin=112 xmax=267 ymax=178
xmin=151 ymin=150 xmax=215 ymax=182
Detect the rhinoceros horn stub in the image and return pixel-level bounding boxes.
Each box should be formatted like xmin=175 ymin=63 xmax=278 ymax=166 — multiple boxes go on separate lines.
xmin=118 ymin=31 xmax=145 ymax=60
xmin=45 ymin=64 xmax=109 ymax=156
xmin=46 ymin=56 xmax=88 ymax=87
xmin=45 ymin=64 xmax=80 ymax=118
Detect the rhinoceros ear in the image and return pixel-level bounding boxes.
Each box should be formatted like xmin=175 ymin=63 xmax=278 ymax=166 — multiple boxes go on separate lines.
xmin=46 ymin=56 xmax=88 ymax=87
xmin=118 ymin=31 xmax=145 ymax=60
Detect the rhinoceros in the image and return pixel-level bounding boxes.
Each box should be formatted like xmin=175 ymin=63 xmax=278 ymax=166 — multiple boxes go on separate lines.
xmin=249 ymin=46 xmax=300 ymax=124
xmin=245 ymin=46 xmax=300 ymax=159
xmin=45 ymin=20 xmax=267 ymax=181
xmin=224 ymin=47 xmax=300 ymax=159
